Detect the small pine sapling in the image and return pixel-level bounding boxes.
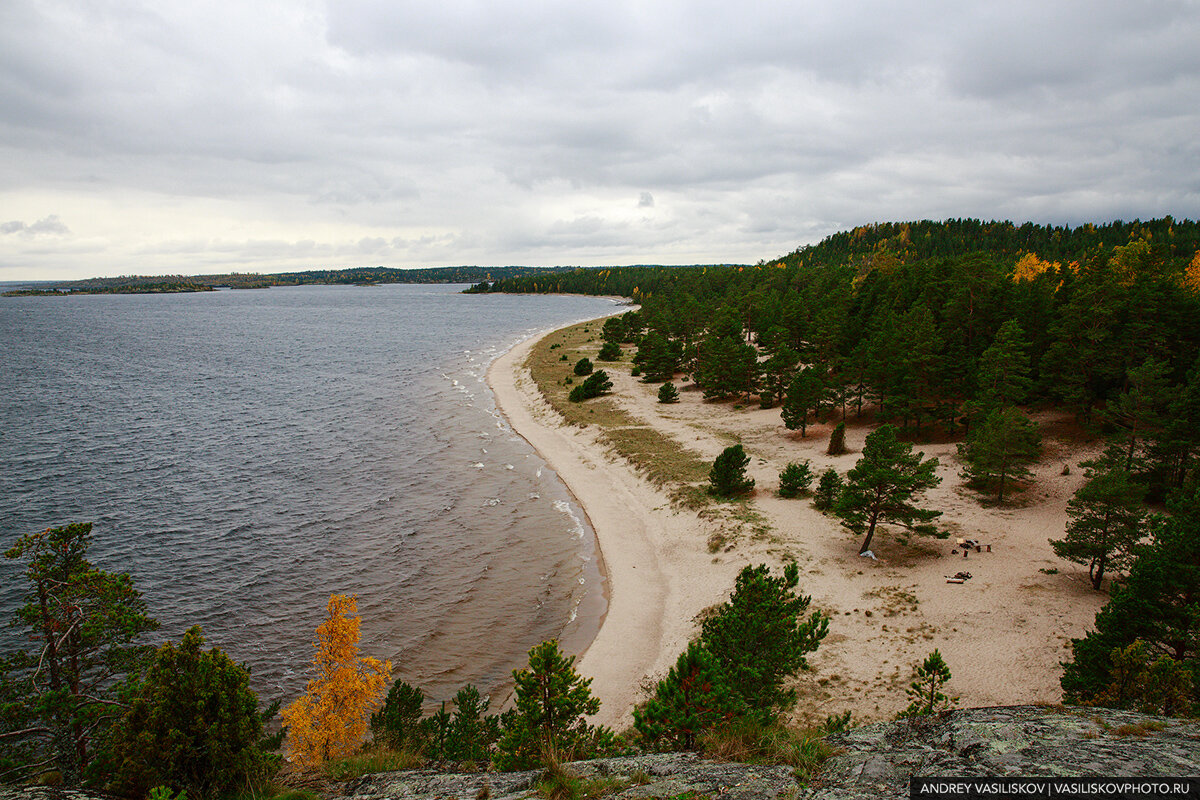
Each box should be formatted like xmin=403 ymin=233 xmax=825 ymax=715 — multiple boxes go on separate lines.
xmin=778 ymin=461 xmax=814 ymax=498
xmin=658 ymin=382 xmax=680 ymax=404
xmin=633 ymin=642 xmax=741 ymax=751
xmin=573 ymin=358 xmax=593 ymax=376
xmin=898 ymin=650 xmax=957 ymax=718
xmin=598 ymin=341 xmax=622 ymax=361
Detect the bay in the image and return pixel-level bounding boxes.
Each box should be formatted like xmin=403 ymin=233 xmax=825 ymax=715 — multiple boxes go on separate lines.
xmin=0 ymin=283 xmax=618 ymax=705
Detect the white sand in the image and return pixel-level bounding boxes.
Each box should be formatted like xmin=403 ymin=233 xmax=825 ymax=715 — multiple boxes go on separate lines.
xmin=488 ymin=322 xmax=1108 ymax=728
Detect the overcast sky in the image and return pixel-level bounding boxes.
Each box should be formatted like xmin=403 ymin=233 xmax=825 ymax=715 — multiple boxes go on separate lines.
xmin=2 ymin=1 xmax=1198 ymax=280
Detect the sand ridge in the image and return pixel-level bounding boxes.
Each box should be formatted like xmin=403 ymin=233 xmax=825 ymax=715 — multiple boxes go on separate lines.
xmin=488 ymin=321 xmax=1108 ymax=728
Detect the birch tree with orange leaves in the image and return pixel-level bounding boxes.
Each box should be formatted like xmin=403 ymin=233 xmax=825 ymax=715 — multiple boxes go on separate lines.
xmin=281 ymin=594 xmax=391 ymax=769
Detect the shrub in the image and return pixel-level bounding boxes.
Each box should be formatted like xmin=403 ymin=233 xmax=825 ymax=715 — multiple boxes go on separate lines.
xmin=598 ymin=342 xmax=622 ymax=361
xmin=568 ymin=370 xmax=612 ymax=402
xmin=658 ymin=382 xmax=680 ymax=404
xmin=573 ymin=358 xmax=593 ymax=376
xmin=813 ymin=468 xmax=843 ymax=511
xmin=104 ymin=627 xmax=275 ymax=800
xmin=827 ymin=422 xmax=846 ymax=455
xmin=708 ymin=445 xmax=754 ymax=497
xmin=778 ymin=462 xmax=814 ymax=498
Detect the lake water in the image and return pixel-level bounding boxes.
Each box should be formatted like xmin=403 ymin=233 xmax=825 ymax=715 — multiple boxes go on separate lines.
xmin=0 ymin=283 xmax=619 ymax=706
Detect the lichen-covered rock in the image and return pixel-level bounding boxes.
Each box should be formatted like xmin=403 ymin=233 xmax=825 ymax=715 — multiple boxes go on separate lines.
xmin=342 ymin=752 xmax=798 ymax=800
xmin=801 ymin=705 xmax=1200 ymax=800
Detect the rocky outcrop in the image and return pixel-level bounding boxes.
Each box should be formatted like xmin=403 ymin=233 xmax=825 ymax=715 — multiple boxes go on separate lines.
xmin=343 ymin=752 xmax=797 ymax=800
xmin=805 ymin=705 xmax=1200 ymax=799
xmin=4 ymin=707 xmax=1197 ymax=800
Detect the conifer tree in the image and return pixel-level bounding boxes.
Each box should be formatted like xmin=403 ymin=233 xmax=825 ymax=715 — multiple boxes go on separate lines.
xmin=778 ymin=461 xmax=814 ymax=498
xmin=573 ymin=357 xmax=593 ymax=376
xmin=280 ymin=595 xmax=391 ymax=769
xmin=1050 ymin=464 xmax=1148 ymax=590
xmin=1060 ymin=489 xmax=1200 ymax=711
xmin=568 ymin=370 xmax=613 ymax=402
xmin=633 ymin=643 xmax=740 ymax=751
xmin=598 ymin=341 xmax=622 ymax=361
xmin=898 ymin=650 xmax=956 ymax=718
xmin=827 ymin=421 xmax=847 ymax=455
xmin=493 ymin=641 xmax=613 ymax=770
xmin=104 ymin=626 xmax=273 ymax=800
xmin=1 ymin=523 xmax=159 ymax=784
xmin=708 ymin=444 xmax=755 ymax=497
xmin=658 ymin=382 xmax=680 ymax=404
xmin=958 ymin=407 xmax=1040 ymax=504
xmin=781 ymin=369 xmax=824 ymax=436
xmin=698 ymin=563 xmax=828 ymax=717
xmin=371 ymin=679 xmax=425 ymax=752
xmin=971 ymin=319 xmax=1032 ymax=415
xmin=814 ymin=468 xmax=844 ymax=512
xmin=836 ymin=425 xmax=942 ymax=554
xmin=444 ymin=685 xmax=500 ymax=762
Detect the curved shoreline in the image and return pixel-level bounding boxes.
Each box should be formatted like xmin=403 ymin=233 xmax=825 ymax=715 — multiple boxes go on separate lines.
xmin=485 ymin=317 xmax=716 ymax=727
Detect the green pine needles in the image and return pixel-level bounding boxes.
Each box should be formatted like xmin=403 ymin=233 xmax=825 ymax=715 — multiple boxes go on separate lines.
xmin=634 ymin=563 xmax=830 ymax=750
xmin=898 ymin=650 xmax=957 ymax=718
xmin=709 ymin=444 xmax=755 ymax=497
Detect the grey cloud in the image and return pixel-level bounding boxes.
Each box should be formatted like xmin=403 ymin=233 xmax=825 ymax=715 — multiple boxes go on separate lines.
xmin=638 ymin=192 xmax=654 ymax=208
xmin=1 ymin=215 xmax=70 ymax=236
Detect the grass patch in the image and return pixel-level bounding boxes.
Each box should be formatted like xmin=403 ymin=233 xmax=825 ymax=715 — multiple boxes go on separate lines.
xmin=1110 ymin=720 xmax=1167 ymax=738
xmin=526 ymin=321 xmax=711 ymax=505
xmin=535 ymin=763 xmax=628 ymax=800
xmin=323 ymin=747 xmax=425 ymax=780
xmin=699 ymin=718 xmax=834 ymax=783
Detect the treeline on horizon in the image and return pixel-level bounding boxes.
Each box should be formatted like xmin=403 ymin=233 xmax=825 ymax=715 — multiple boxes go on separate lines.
xmin=2 ymin=264 xmax=712 ymax=296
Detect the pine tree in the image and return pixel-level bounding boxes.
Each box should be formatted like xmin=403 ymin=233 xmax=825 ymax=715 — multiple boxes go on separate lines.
xmin=835 ymin=425 xmax=942 ymax=554
xmin=371 ymin=679 xmax=425 ymax=752
xmin=1050 ymin=465 xmax=1148 ymax=590
xmin=104 ymin=627 xmax=273 ymax=800
xmin=971 ymin=319 xmax=1032 ymax=415
xmin=632 ymin=643 xmax=740 ymax=751
xmin=568 ymin=370 xmax=613 ymax=402
xmin=598 ymin=342 xmax=622 ymax=361
xmin=698 ymin=563 xmax=829 ymax=717
xmin=958 ymin=407 xmax=1041 ymax=504
xmin=814 ymin=468 xmax=843 ymax=512
xmin=573 ymin=357 xmax=593 ymax=376
xmin=708 ymin=444 xmax=755 ymax=497
xmin=897 ymin=650 xmax=956 ymax=718
xmin=1061 ymin=489 xmax=1200 ymax=711
xmin=658 ymin=382 xmax=680 ymax=404
xmin=444 ymin=685 xmax=500 ymax=762
xmin=280 ymin=595 xmax=392 ymax=769
xmin=1 ymin=523 xmax=159 ymax=784
xmin=493 ymin=641 xmax=614 ymax=770
xmin=781 ymin=369 xmax=824 ymax=436
xmin=778 ymin=461 xmax=814 ymax=498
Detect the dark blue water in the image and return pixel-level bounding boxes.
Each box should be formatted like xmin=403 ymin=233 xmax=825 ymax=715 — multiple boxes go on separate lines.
xmin=0 ymin=284 xmax=619 ymax=704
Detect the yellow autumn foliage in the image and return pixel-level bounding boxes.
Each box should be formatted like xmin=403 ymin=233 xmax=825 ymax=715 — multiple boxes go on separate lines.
xmin=1184 ymin=250 xmax=1200 ymax=294
xmin=281 ymin=594 xmax=392 ymax=770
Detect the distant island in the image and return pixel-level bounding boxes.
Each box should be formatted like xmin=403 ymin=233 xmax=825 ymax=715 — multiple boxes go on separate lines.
xmin=2 ymin=264 xmax=723 ymax=297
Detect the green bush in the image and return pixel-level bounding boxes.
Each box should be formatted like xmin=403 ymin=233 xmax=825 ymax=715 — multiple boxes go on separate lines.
xmin=103 ymin=626 xmax=275 ymax=800
xmin=573 ymin=358 xmax=594 ymax=376
xmin=598 ymin=342 xmax=622 ymax=361
xmin=813 ymin=468 xmax=843 ymax=512
xmin=708 ymin=445 xmax=754 ymax=497
xmin=568 ymin=371 xmax=612 ymax=403
xmin=778 ymin=462 xmax=814 ymax=498
xmin=658 ymin=382 xmax=680 ymax=404
xmin=633 ymin=643 xmax=740 ymax=750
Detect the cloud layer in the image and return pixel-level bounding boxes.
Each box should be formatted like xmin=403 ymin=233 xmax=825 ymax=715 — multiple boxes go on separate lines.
xmin=2 ymin=1 xmax=1198 ymax=279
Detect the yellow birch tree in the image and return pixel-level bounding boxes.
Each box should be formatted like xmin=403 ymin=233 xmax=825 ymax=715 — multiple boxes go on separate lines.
xmin=281 ymin=594 xmax=392 ymax=769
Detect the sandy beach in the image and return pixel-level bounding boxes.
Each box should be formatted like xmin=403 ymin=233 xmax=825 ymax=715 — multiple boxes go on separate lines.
xmin=488 ymin=317 xmax=1108 ymax=729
